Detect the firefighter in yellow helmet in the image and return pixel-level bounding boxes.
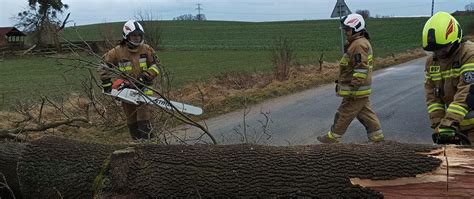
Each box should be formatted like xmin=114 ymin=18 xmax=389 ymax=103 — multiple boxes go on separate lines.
xmin=422 ymin=12 xmax=474 ymax=145
xmin=99 ymin=20 xmax=161 ymax=140
xmin=317 ymin=14 xmax=384 ymax=144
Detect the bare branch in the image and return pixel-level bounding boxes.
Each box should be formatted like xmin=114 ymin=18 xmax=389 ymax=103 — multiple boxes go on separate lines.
xmin=0 ymin=118 xmax=89 ymax=136
xmin=58 ymin=13 xmax=70 ymax=31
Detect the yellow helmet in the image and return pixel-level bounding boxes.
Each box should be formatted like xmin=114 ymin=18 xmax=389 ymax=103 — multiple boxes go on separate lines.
xmin=422 ymin=12 xmax=463 ymax=51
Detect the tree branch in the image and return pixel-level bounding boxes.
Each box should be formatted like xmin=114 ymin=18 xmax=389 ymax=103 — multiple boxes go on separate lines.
xmin=0 ymin=118 xmax=89 ymax=136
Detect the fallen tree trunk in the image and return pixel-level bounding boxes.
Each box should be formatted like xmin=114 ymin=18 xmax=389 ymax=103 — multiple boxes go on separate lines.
xmin=352 ymin=145 xmax=474 ymax=198
xmin=16 ymin=137 xmax=120 ymax=198
xmin=0 ymin=141 xmax=26 ymax=199
xmin=2 ymin=137 xmax=472 ymax=198
xmin=96 ymin=141 xmax=443 ymax=198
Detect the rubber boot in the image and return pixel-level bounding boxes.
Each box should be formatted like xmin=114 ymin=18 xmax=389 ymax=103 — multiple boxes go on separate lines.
xmin=137 ymin=120 xmax=154 ymax=140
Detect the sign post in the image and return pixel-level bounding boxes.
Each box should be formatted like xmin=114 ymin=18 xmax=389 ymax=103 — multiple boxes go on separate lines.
xmin=330 ymin=0 xmax=352 ymax=54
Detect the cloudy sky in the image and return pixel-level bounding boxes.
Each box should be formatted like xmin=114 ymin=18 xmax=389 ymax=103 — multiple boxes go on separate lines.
xmin=0 ymin=0 xmax=471 ymax=27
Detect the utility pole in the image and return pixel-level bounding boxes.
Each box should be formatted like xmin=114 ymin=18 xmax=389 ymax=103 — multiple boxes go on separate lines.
xmin=431 ymin=0 xmax=434 ymax=16
xmin=196 ymin=3 xmax=203 ymax=20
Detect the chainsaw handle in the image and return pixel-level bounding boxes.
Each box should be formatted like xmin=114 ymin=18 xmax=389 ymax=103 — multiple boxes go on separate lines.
xmin=432 ymin=131 xmax=472 ymax=145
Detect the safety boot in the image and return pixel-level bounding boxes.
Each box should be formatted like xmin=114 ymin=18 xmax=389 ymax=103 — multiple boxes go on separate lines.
xmin=317 ymin=131 xmax=341 ymax=144
xmin=368 ymin=130 xmax=385 ymax=143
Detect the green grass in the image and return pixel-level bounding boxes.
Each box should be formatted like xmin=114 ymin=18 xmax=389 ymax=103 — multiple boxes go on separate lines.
xmin=2 ymin=16 xmax=473 ymax=110
xmin=61 ymin=16 xmax=474 ymax=53
xmin=0 ymin=50 xmax=326 ymax=110
xmin=0 ymin=57 xmax=90 ymax=108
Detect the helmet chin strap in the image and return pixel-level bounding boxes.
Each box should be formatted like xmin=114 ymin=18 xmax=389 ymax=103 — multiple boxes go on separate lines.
xmin=129 ymin=40 xmax=144 ymax=47
xmin=125 ymin=38 xmax=144 ymax=51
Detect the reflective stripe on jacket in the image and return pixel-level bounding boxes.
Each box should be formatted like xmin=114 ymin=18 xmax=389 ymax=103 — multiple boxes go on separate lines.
xmin=102 ymin=44 xmax=161 ymax=95
xmin=424 ymin=41 xmax=474 ymax=129
xmin=337 ymin=35 xmax=374 ymax=98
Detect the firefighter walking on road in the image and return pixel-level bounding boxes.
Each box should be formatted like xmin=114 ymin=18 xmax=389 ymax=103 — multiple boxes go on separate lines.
xmin=99 ymin=20 xmax=161 ymax=140
xmin=422 ymin=12 xmax=474 ymax=144
xmin=317 ymin=14 xmax=384 ymax=144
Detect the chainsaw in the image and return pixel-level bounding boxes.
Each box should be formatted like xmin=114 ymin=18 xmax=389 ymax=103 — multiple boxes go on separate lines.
xmin=104 ymin=88 xmax=203 ymax=116
xmin=432 ymin=131 xmax=472 ymax=145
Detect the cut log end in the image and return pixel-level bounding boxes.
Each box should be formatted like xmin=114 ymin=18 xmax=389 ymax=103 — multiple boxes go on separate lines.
xmin=351 ymin=145 xmax=474 ymax=198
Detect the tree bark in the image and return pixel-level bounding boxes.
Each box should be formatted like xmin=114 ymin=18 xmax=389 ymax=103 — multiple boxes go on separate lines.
xmin=2 ymin=137 xmax=472 ymax=198
xmin=97 ymin=141 xmax=443 ymax=198
xmin=0 ymin=141 xmax=26 ymax=199
xmin=16 ymin=137 xmax=120 ymax=199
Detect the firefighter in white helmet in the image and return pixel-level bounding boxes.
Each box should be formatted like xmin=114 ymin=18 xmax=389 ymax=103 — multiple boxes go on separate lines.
xmin=99 ymin=20 xmax=161 ymax=140
xmin=318 ymin=14 xmax=384 ymax=144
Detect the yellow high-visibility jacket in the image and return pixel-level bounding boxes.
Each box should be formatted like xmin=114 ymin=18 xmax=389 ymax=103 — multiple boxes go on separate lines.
xmin=424 ymin=41 xmax=474 ymax=130
xmin=337 ymin=35 xmax=374 ymax=98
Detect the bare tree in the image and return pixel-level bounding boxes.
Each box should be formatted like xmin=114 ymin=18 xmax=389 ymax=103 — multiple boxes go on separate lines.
xmin=466 ymin=3 xmax=474 ymax=11
xmin=14 ymin=0 xmax=70 ymax=50
xmin=356 ymin=9 xmax=370 ymax=19
xmin=196 ymin=14 xmax=207 ymax=21
xmin=172 ymin=14 xmax=206 ymax=21
xmin=173 ymin=14 xmax=195 ymax=21
xmin=271 ymin=37 xmax=295 ymax=81
xmin=99 ymin=22 xmax=119 ymax=52
xmin=134 ymin=9 xmax=163 ymax=50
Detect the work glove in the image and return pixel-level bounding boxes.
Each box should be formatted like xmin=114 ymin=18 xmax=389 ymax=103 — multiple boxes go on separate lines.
xmin=137 ymin=71 xmax=153 ymax=89
xmin=432 ymin=125 xmax=456 ymax=144
xmin=102 ymin=78 xmax=112 ymax=93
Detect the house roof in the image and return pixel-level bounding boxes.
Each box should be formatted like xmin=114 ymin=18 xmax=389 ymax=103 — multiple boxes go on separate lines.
xmin=0 ymin=27 xmax=27 ymax=37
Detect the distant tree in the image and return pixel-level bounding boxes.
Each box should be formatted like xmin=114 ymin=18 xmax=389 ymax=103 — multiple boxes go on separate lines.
xmin=14 ymin=0 xmax=70 ymax=49
xmin=134 ymin=9 xmax=163 ymax=50
xmin=173 ymin=14 xmax=195 ymax=21
xmin=356 ymin=9 xmax=370 ymax=19
xmin=466 ymin=3 xmax=474 ymax=11
xmin=173 ymin=14 xmax=207 ymax=21
xmin=196 ymin=14 xmax=206 ymax=21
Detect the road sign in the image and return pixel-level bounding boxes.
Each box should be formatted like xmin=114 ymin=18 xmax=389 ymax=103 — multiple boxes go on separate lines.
xmin=331 ymin=0 xmax=351 ymax=18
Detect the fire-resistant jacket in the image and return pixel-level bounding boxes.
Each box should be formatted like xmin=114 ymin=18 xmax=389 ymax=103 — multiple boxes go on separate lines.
xmin=337 ymin=35 xmax=374 ymax=98
xmin=101 ymin=43 xmax=160 ymax=95
xmin=424 ymin=41 xmax=474 ymax=130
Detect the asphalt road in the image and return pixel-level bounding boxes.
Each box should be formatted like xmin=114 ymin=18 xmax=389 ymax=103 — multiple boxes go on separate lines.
xmin=179 ymin=57 xmax=433 ymax=145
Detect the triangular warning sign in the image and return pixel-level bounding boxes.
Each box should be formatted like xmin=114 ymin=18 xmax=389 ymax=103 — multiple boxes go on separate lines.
xmin=330 ymin=0 xmax=352 ymax=18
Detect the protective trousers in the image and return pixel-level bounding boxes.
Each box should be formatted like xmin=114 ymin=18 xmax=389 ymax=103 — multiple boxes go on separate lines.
xmin=122 ymin=102 xmax=154 ymax=140
xmin=331 ymin=97 xmax=381 ymax=136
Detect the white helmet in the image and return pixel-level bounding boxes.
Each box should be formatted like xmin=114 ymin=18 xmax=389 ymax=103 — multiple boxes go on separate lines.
xmin=341 ymin=14 xmax=365 ymax=32
xmin=122 ymin=20 xmax=145 ymax=46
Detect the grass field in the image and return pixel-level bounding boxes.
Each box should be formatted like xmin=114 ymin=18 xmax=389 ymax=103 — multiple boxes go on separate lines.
xmin=62 ymin=16 xmax=474 ymax=53
xmin=1 ymin=16 xmax=474 ymax=110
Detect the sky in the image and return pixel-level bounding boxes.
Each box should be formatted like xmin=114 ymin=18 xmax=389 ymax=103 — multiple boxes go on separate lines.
xmin=0 ymin=0 xmax=472 ymax=27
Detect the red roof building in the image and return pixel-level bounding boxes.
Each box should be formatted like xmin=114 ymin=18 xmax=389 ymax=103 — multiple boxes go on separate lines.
xmin=0 ymin=27 xmax=26 ymax=48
